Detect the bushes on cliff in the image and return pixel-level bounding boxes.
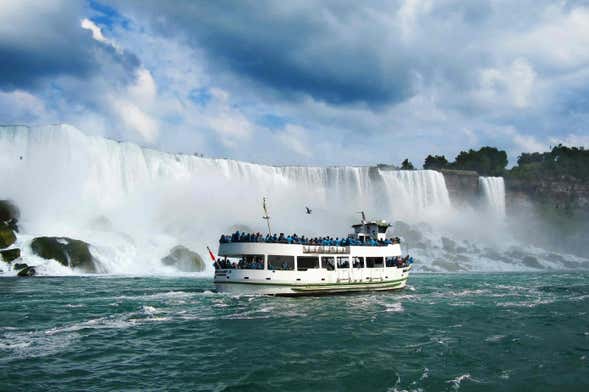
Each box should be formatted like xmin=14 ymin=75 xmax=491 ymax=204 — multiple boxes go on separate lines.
xmin=419 ymin=148 xmax=507 ymax=175
xmin=449 ymin=147 xmax=508 ymax=176
xmin=400 ymin=159 xmax=415 ymax=170
xmin=423 ymin=155 xmax=449 ymax=170
xmin=510 ymin=145 xmax=589 ymax=180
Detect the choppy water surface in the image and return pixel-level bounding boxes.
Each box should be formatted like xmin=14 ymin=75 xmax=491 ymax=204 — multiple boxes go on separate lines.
xmin=1 ymin=273 xmax=588 ymax=391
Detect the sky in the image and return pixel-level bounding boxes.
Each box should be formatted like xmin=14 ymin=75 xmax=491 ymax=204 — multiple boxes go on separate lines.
xmin=1 ymin=0 xmax=589 ymax=167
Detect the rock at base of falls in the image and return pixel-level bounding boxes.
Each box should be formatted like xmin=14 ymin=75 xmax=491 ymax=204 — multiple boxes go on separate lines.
xmin=17 ymin=266 xmax=36 ymax=277
xmin=13 ymin=262 xmax=28 ymax=271
xmin=1 ymin=248 xmax=21 ymax=262
xmin=162 ymin=245 xmax=206 ymax=272
xmin=0 ymin=221 xmax=17 ymax=249
xmin=31 ymin=237 xmax=97 ymax=273
xmin=0 ymin=200 xmax=20 ymax=234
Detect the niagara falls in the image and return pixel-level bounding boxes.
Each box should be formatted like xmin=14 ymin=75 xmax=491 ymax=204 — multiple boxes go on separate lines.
xmin=2 ymin=1 xmax=589 ymax=391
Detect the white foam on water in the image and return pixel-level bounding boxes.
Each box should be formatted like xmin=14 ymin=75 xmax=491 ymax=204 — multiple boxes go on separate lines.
xmin=447 ymin=374 xmax=479 ymax=390
xmin=0 ymin=330 xmax=80 ymax=360
xmin=383 ymin=302 xmax=404 ymax=313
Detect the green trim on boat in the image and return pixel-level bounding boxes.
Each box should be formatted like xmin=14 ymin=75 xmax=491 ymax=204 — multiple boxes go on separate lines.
xmin=215 ymin=277 xmax=408 ymax=288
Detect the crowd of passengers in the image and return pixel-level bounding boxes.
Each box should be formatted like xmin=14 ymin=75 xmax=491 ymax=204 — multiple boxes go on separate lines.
xmin=215 ymin=255 xmax=413 ymax=270
xmin=219 ymin=231 xmax=401 ymax=247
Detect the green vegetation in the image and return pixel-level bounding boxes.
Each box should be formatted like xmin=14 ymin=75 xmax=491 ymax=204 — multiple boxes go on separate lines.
xmin=416 ymin=144 xmax=589 ymax=180
xmin=449 ymin=147 xmax=508 ymax=176
xmin=401 ymin=159 xmax=415 ymax=170
xmin=421 ymin=147 xmax=508 ymax=176
xmin=423 ymin=155 xmax=449 ymax=170
xmin=509 ymin=145 xmax=589 ymax=180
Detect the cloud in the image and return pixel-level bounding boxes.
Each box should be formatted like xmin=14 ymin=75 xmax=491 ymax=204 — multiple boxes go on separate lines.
xmin=0 ymin=0 xmax=138 ymax=92
xmin=110 ymin=0 xmax=422 ymax=105
xmin=275 ymin=124 xmax=312 ymax=158
xmin=0 ymin=90 xmax=51 ymax=123
xmin=476 ymin=58 xmax=537 ymax=109
xmin=512 ymin=133 xmax=547 ymax=153
xmin=2 ymin=1 xmax=589 ymax=167
xmin=550 ymin=134 xmax=589 ymax=148
xmin=81 ymin=18 xmax=107 ymax=43
xmin=111 ymin=97 xmax=158 ymax=142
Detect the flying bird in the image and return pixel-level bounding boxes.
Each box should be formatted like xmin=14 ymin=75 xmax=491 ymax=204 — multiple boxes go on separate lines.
xmin=305 ymin=206 xmax=312 ymax=214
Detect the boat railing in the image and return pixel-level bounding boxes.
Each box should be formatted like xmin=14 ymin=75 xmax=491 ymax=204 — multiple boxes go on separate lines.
xmin=219 ymin=233 xmax=401 ymax=247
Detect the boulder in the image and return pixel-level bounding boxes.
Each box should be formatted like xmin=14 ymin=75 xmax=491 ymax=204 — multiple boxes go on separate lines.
xmin=1 ymin=248 xmax=20 ymax=262
xmin=17 ymin=266 xmax=36 ymax=277
xmin=0 ymin=200 xmax=20 ymax=222
xmin=0 ymin=200 xmax=19 ymax=233
xmin=13 ymin=263 xmax=28 ymax=271
xmin=30 ymin=237 xmax=96 ymax=272
xmin=0 ymin=221 xmax=17 ymax=249
xmin=162 ymin=245 xmax=206 ymax=272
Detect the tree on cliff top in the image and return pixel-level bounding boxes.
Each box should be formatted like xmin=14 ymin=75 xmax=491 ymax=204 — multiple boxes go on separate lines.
xmin=401 ymin=159 xmax=415 ymax=170
xmin=511 ymin=145 xmax=589 ymax=180
xmin=449 ymin=147 xmax=507 ymax=176
xmin=423 ymin=155 xmax=449 ymax=170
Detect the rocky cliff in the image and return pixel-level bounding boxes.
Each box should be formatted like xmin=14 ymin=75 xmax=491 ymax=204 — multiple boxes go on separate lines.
xmin=440 ymin=169 xmax=480 ymax=205
xmin=505 ymin=175 xmax=589 ymax=210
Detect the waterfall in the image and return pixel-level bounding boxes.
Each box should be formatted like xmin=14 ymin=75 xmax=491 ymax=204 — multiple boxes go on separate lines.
xmin=0 ymin=124 xmax=454 ymax=274
xmin=479 ymin=176 xmax=506 ymax=217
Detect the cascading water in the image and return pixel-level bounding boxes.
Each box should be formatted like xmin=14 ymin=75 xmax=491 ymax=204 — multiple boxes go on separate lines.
xmin=1 ymin=124 xmax=585 ymax=274
xmin=479 ymin=177 xmax=506 ymax=217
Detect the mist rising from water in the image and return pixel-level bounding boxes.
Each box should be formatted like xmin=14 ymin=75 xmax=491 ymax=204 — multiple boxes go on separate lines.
xmin=0 ymin=124 xmax=586 ymax=274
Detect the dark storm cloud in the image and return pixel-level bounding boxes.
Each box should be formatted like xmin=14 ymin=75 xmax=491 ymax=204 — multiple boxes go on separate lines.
xmin=0 ymin=1 xmax=139 ymax=92
xmin=111 ymin=0 xmax=436 ymax=105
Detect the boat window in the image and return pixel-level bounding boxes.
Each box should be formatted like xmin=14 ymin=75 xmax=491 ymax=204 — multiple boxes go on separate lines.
xmin=378 ymin=226 xmax=388 ymax=233
xmin=321 ymin=256 xmax=335 ymax=271
xmin=337 ymin=257 xmax=349 ymax=269
xmin=268 ymin=255 xmax=294 ymax=271
xmin=366 ymin=257 xmax=384 ymax=268
xmin=240 ymin=255 xmax=264 ymax=270
xmin=352 ymin=257 xmax=364 ymax=268
xmin=385 ymin=256 xmax=396 ymax=267
xmin=297 ymin=256 xmax=319 ymax=271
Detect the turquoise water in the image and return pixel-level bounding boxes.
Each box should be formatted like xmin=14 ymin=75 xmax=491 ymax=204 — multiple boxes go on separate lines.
xmin=1 ymin=273 xmax=588 ymax=391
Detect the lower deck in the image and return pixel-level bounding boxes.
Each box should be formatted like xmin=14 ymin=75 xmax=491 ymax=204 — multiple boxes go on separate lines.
xmin=214 ymin=265 xmax=411 ymax=296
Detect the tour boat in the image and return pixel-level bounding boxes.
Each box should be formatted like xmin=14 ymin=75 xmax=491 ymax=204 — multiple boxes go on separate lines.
xmin=213 ymin=212 xmax=412 ymax=296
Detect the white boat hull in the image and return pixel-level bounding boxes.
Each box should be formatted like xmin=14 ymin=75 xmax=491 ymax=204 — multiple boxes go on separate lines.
xmin=214 ymin=266 xmax=411 ymax=296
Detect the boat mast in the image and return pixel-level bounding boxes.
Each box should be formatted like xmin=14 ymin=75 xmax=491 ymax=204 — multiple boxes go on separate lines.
xmin=358 ymin=211 xmax=367 ymax=235
xmin=262 ymin=196 xmax=272 ymax=236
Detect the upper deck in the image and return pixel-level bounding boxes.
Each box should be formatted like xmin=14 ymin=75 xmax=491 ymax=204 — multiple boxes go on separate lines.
xmin=218 ymin=242 xmax=402 ymax=257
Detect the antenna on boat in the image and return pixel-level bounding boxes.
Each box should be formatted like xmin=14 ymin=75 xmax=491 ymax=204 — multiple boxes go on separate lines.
xmin=357 ymin=211 xmax=367 ymax=224
xmin=262 ymin=196 xmax=272 ymax=236
xmin=356 ymin=211 xmax=368 ymax=237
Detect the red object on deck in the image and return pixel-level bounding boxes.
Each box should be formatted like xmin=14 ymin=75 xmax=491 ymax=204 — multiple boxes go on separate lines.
xmin=207 ymin=246 xmax=216 ymax=261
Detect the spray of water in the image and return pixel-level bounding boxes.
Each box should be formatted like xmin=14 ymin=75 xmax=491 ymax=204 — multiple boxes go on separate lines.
xmin=0 ymin=124 xmax=586 ymax=274
xmin=479 ymin=177 xmax=506 ymax=218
